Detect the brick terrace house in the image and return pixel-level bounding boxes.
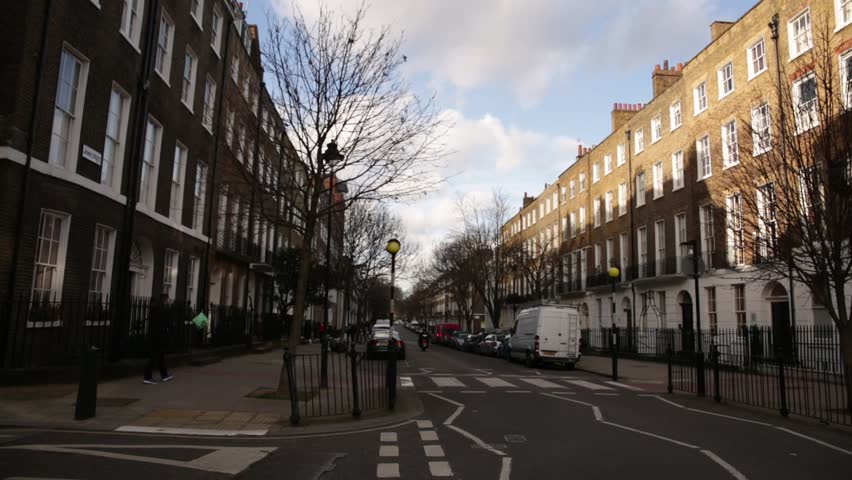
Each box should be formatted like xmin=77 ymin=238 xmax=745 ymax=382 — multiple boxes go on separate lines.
xmin=502 ymin=0 xmax=852 ymax=350
xmin=0 ymin=0 xmax=326 ymax=364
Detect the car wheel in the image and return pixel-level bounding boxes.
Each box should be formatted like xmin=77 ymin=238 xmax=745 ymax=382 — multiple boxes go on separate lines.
xmin=565 ymin=362 xmax=575 ymax=370
xmin=524 ymin=352 xmax=535 ymax=368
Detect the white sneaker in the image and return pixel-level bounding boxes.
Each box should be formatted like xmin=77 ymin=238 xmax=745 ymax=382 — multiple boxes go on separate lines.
xmin=161 ymin=375 xmax=174 ymax=382
xmin=143 ymin=379 xmax=158 ymax=385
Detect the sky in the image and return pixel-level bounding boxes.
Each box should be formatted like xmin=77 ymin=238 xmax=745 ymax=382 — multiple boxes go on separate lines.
xmin=244 ymin=0 xmax=753 ymax=289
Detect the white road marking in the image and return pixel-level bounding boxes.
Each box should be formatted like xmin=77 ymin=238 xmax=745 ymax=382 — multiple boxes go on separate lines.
xmin=563 ymin=379 xmax=614 ymax=391
xmin=775 ymin=427 xmax=852 ymax=456
xmin=461 ymin=390 xmax=486 ymax=394
xmin=432 ymin=377 xmax=466 ymax=387
xmin=475 ymin=377 xmax=517 ymax=388
xmin=499 ymin=457 xmax=513 ymax=480
xmin=606 ymin=381 xmax=644 ymax=391
xmin=400 ymin=376 xmax=414 ymax=387
xmin=115 ymin=426 xmax=267 ymax=436
xmin=551 ymin=391 xmax=574 ymax=394
xmin=542 ymin=392 xmax=601 ymax=420
xmin=380 ymin=432 xmax=397 ymax=442
xmin=446 ymin=425 xmax=506 ymax=456
xmin=419 ymin=430 xmax=439 ymax=442
xmin=519 ymin=378 xmax=564 ymax=389
xmin=423 ymin=445 xmax=445 ymax=457
xmin=419 ymin=368 xmax=435 ymax=374
xmin=600 ymin=421 xmax=700 ymax=449
xmin=506 ymin=390 xmax=530 ymax=393
xmin=652 ymin=395 xmax=687 ymax=409
xmin=428 ymin=461 xmax=453 ymax=477
xmin=418 ymin=390 xmax=444 ymax=394
xmin=1 ymin=444 xmax=275 ymax=475
xmin=416 ymin=420 xmax=433 ymax=429
xmin=425 ymin=392 xmax=465 ymax=425
xmin=379 ymin=445 xmax=398 ymax=457
xmin=376 ymin=462 xmax=400 ymax=478
xmin=594 ymin=393 xmax=620 ymax=396
xmin=701 ymin=449 xmax=749 ymax=479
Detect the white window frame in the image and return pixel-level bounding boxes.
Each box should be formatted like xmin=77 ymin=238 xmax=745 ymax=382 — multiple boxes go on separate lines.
xmin=155 ymin=10 xmax=174 ymax=84
xmin=163 ymin=249 xmax=179 ymax=299
xmin=170 ymin=142 xmax=188 ymax=223
xmin=635 ymin=128 xmax=645 ymax=154
xmin=101 ymin=84 xmax=130 ymax=191
xmin=31 ymin=210 xmax=71 ymax=307
xmin=636 ymin=171 xmax=646 ymax=207
xmin=747 ymin=38 xmax=767 ymax=80
xmin=593 ymin=197 xmax=601 ymax=228
xmin=757 ymin=182 xmax=778 ymax=260
xmin=594 ymin=244 xmax=602 ymax=273
xmin=718 ymin=62 xmax=735 ymax=99
xmin=211 ymin=4 xmax=223 ymax=56
xmin=788 ymin=8 xmax=812 ymax=60
xmin=604 ymin=154 xmax=613 ymax=175
xmin=838 ymin=0 xmax=852 ymax=30
xmin=579 ymin=207 xmax=586 ymax=233
xmin=619 ymin=232 xmax=628 ymax=281
xmin=652 ymin=161 xmax=664 ymax=199
xmin=202 ymin=76 xmax=216 ymax=132
xmin=671 ymin=150 xmax=684 ymax=191
xmin=193 ymin=161 xmax=207 ymax=231
xmin=726 ymin=193 xmax=745 ymax=266
xmin=187 ymin=256 xmax=200 ymax=306
xmin=651 ymin=115 xmax=662 ymax=143
xmin=674 ymin=212 xmax=687 ymax=273
xmin=605 ymin=191 xmax=613 ymax=222
xmin=552 ymin=191 xmax=558 ymax=210
xmin=751 ymin=102 xmax=772 ymax=155
xmin=231 ymin=54 xmax=240 ymax=84
xmin=49 ymin=46 xmax=89 ymax=171
xmin=699 ymin=204 xmax=715 ymax=269
xmin=722 ymin=120 xmax=739 ymax=168
xmin=792 ymin=72 xmax=819 ymax=133
xmin=618 ymin=182 xmax=627 ymax=216
xmin=579 ymin=172 xmax=586 ymax=192
xmin=697 ymin=135 xmax=712 ymax=180
xmin=190 ymin=0 xmax=204 ymax=29
xmin=88 ymin=224 xmax=116 ymax=302
xmin=670 ymin=100 xmax=682 ymax=130
xmin=655 ymin=219 xmax=666 ymax=273
xmin=569 ymin=180 xmax=576 ymax=198
xmin=182 ymin=47 xmax=198 ymax=112
xmin=693 ymin=81 xmax=708 ymax=115
xmin=841 ymin=50 xmax=852 ymax=109
xmin=139 ymin=116 xmax=162 ymax=210
xmin=637 ymin=226 xmax=648 ymax=278
xmin=617 ymin=143 xmax=626 ymax=166
xmin=120 ymin=0 xmax=144 ymax=50
xmin=592 ymin=162 xmax=600 ymax=183
xmin=570 ymin=212 xmax=577 ymax=238
xmin=225 ymin=108 xmax=234 ymax=147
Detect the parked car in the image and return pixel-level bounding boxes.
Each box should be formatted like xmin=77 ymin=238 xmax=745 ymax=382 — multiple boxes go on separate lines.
xmin=496 ymin=334 xmax=512 ymax=359
xmin=463 ymin=332 xmax=485 ymax=352
xmin=367 ymin=328 xmax=406 ymax=360
xmin=433 ymin=323 xmax=461 ymax=345
xmin=478 ymin=333 xmax=500 ymax=355
xmin=509 ymin=305 xmax=580 ymax=368
xmin=450 ymin=331 xmax=470 ymax=350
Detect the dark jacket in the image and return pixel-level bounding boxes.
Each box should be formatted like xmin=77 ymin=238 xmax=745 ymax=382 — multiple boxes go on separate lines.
xmin=148 ymin=302 xmax=172 ymax=349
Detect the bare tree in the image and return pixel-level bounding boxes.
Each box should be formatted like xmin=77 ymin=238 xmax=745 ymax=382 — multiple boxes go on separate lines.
xmin=454 ymin=190 xmax=513 ymax=329
xmin=503 ymin=233 xmax=561 ymax=301
xmin=429 ymin=240 xmax=475 ymax=329
xmin=716 ymin=18 xmax=851 ymax=402
xmin=261 ymin=3 xmax=447 ymax=359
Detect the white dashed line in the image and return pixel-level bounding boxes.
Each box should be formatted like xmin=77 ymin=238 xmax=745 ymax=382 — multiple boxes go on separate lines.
xmin=419 ymin=430 xmax=439 ymax=442
xmin=606 ymin=380 xmax=644 ymax=391
xmin=461 ymin=390 xmax=486 ymax=394
xmin=416 ymin=420 xmax=433 ymax=429
xmin=423 ymin=444 xmax=445 ymax=457
xmin=702 ymin=449 xmax=749 ymax=479
xmin=519 ymin=378 xmax=564 ymax=389
xmin=564 ymin=379 xmax=614 ymax=391
xmin=446 ymin=425 xmax=506 ymax=456
xmin=475 ymin=377 xmax=517 ymax=387
xmin=428 ymin=460 xmax=453 ymax=477
xmin=432 ymin=377 xmax=466 ymax=387
xmin=376 ymin=462 xmax=400 ymax=478
xmin=506 ymin=390 xmax=531 ymax=393
xmin=380 ymin=432 xmax=397 ymax=442
xmin=379 ymin=445 xmax=398 ymax=457
xmin=500 ymin=457 xmax=513 ymax=480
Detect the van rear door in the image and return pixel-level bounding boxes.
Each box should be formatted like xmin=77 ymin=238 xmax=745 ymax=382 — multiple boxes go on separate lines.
xmin=538 ymin=308 xmax=579 ymax=360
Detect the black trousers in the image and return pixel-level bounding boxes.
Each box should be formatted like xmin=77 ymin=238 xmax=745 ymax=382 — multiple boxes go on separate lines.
xmin=144 ymin=344 xmax=169 ymax=380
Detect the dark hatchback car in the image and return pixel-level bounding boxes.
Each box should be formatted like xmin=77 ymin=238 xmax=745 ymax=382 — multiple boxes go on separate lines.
xmin=367 ymin=329 xmax=406 ymax=360
xmin=462 ymin=332 xmax=485 ymax=353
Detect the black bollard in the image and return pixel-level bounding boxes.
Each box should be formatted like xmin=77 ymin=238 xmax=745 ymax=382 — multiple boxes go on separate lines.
xmin=350 ymin=343 xmax=361 ymax=418
xmin=74 ymin=346 xmax=100 ymax=421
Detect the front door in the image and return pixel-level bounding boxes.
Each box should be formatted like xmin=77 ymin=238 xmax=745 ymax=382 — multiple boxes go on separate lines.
xmin=681 ymin=302 xmax=694 ymax=352
xmin=771 ymin=301 xmax=793 ymax=362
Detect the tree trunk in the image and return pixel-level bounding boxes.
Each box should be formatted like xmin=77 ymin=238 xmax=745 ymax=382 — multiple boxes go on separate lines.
xmin=278 ymin=215 xmax=317 ymax=392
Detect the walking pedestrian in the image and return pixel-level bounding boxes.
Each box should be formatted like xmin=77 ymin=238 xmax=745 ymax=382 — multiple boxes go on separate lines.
xmin=144 ymin=293 xmax=174 ymax=384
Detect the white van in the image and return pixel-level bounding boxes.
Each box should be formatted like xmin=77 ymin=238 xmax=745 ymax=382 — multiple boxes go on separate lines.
xmin=509 ymin=305 xmax=581 ymax=368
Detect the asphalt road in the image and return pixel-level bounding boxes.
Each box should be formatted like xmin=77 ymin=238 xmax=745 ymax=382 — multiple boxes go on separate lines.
xmin=2 ymin=327 xmax=852 ymax=479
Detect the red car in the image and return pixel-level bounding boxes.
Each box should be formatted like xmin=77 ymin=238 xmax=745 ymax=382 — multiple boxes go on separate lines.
xmin=433 ymin=323 xmax=460 ymax=345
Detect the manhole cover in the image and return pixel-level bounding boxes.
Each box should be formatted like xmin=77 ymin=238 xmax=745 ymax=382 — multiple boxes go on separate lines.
xmin=504 ymin=435 xmax=527 ymax=443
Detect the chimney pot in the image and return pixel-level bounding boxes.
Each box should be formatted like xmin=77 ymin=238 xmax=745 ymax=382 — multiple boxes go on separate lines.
xmin=663 ymin=59 xmax=669 ymax=70
xmin=677 ymin=62 xmax=683 ymax=71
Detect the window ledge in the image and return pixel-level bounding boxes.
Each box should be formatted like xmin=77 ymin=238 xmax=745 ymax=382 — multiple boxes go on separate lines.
xmin=835 ymin=21 xmax=852 ymax=33
xmin=635 ymin=149 xmax=644 ymax=155
xmin=697 ymin=175 xmax=711 ymax=182
xmin=653 ymin=194 xmax=664 ymax=200
xmin=747 ymin=69 xmax=767 ymax=82
xmin=719 ymin=89 xmax=735 ymax=100
xmin=672 ymin=185 xmax=684 ymax=192
xmin=722 ymin=162 xmax=740 ymax=171
xmin=192 ymin=15 xmax=203 ymax=30
xmin=694 ymin=108 xmax=707 ymax=117
xmin=155 ymin=69 xmax=171 ymax=87
xmin=182 ymin=100 xmax=194 ymax=114
xmin=120 ymin=32 xmax=142 ymax=54
xmin=670 ymin=124 xmax=681 ymax=132
xmin=788 ymin=47 xmax=812 ymax=63
xmin=652 ymin=138 xmax=661 ymax=144
xmin=753 ymin=147 xmax=772 ymax=156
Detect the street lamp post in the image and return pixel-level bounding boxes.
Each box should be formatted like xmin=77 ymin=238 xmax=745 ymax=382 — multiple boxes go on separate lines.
xmin=608 ymin=266 xmax=620 ymax=381
xmin=681 ymin=239 xmax=705 ymax=397
xmin=386 ymin=238 xmax=401 ymax=410
xmin=321 ymin=141 xmax=344 ymax=388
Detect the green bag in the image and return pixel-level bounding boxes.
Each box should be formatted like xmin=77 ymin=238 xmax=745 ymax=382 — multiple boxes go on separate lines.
xmin=192 ymin=312 xmax=209 ymax=330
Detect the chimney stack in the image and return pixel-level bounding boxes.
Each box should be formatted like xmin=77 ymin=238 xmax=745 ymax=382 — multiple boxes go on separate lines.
xmin=611 ymin=102 xmax=642 ymax=132
xmin=652 ymin=58 xmax=683 ymax=98
xmin=710 ymin=21 xmax=735 ymax=41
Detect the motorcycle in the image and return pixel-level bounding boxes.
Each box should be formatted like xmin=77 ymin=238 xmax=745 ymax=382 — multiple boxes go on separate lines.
xmin=419 ymin=333 xmax=430 ymax=352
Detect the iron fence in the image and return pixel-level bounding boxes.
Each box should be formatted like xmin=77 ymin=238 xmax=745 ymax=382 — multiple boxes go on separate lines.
xmin=1 ymin=295 xmax=256 ymax=369
xmin=283 ymin=345 xmax=396 ymax=424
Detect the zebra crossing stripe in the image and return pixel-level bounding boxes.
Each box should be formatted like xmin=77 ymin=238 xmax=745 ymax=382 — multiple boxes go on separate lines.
xmin=564 ymin=379 xmax=614 ymax=391
xmin=431 ymin=377 xmax=466 ymax=387
xmin=605 ymin=381 xmax=644 ymax=391
xmin=519 ymin=378 xmax=564 ymax=389
xmin=475 ymin=377 xmax=517 ymax=388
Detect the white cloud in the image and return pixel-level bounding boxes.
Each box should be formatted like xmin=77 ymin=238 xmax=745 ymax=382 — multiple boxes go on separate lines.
xmin=271 ymin=0 xmax=719 ymax=107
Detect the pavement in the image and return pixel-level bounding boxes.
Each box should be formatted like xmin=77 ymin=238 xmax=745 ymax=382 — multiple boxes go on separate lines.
xmin=575 ymin=351 xmax=669 ymax=382
xmin=1 ymin=328 xmax=851 ymax=479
